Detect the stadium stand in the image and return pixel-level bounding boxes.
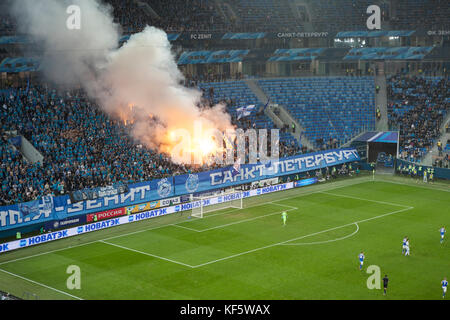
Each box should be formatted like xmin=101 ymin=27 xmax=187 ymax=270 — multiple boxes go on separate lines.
xmin=226 ymin=0 xmax=301 ymax=32
xmin=306 ymin=0 xmax=389 ymax=31
xmin=389 ymin=0 xmax=450 ymax=30
xmin=0 ymin=1 xmax=16 ymax=36
xmin=105 ymin=0 xmax=151 ymax=34
xmin=0 ymin=84 xmax=192 ymax=205
xmin=0 ymin=0 xmax=449 ymax=207
xmin=387 ymin=75 xmax=450 ymax=162
xmin=197 ymin=81 xmax=302 ymax=155
xmin=0 ymin=80 xmax=302 ymax=206
xmin=257 ymin=77 xmax=376 ymax=149
xmin=105 ymin=0 xmax=227 ymax=34
xmin=2 ymin=0 xmax=449 ymax=36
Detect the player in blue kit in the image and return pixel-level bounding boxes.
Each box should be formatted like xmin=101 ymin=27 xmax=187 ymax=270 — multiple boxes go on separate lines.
xmin=440 ymin=227 xmax=446 ymax=244
xmin=402 ymin=236 xmax=407 ymax=254
xmin=358 ymin=251 xmax=365 ymax=270
xmin=442 ymin=278 xmax=448 ymax=299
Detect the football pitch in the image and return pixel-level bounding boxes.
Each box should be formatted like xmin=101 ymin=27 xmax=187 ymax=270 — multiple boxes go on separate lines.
xmin=0 ymin=175 xmax=448 ymax=300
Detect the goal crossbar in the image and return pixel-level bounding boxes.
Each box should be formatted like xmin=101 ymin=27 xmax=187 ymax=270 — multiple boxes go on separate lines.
xmin=191 ymin=191 xmax=243 ymax=218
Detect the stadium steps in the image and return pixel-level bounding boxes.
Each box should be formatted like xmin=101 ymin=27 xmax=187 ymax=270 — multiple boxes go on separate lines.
xmin=244 ymin=79 xmax=314 ymax=150
xmin=213 ymin=0 xmax=233 ymax=25
xmin=256 ymin=76 xmax=376 ymax=149
xmin=422 ymin=113 xmax=450 ymax=165
xmin=134 ymin=0 xmax=159 ymax=19
xmin=375 ymin=74 xmax=389 ymax=131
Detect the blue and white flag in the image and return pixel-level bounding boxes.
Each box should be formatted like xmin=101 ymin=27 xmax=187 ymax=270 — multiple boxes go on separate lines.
xmin=263 ymin=98 xmax=270 ymax=112
xmin=261 ymin=159 xmax=275 ymax=176
xmin=18 ymin=200 xmax=40 ymax=218
xmin=41 ymin=195 xmax=54 ymax=216
xmin=236 ymin=104 xmax=256 ymax=120
xmin=25 ymin=75 xmax=30 ymax=95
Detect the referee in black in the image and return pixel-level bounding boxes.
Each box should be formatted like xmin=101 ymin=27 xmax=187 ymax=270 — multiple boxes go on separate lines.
xmin=382 ymin=274 xmax=389 ymax=295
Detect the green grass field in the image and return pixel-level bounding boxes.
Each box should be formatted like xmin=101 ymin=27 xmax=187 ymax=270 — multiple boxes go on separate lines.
xmin=0 ymin=174 xmax=449 ymax=300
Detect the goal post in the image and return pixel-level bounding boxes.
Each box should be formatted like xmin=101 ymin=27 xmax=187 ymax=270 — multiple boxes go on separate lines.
xmin=191 ymin=191 xmax=243 ymax=218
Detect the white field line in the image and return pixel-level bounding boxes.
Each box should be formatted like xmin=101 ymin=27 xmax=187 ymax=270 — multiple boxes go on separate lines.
xmin=98 ymin=240 xmax=195 ymax=268
xmin=191 ymin=206 xmax=413 ymax=268
xmin=0 ymin=180 xmax=414 ymax=271
xmin=100 ymin=181 xmax=361 ymax=242
xmin=0 ymin=202 xmax=280 ymax=266
xmin=375 ymin=178 xmax=450 ymax=193
xmin=187 ymin=207 xmax=298 ymax=233
xmin=0 ymin=177 xmax=370 ymax=266
xmin=170 ymin=224 xmax=202 ymax=232
xmin=269 ymin=202 xmax=298 ymax=209
xmin=280 ymin=223 xmax=359 ymax=246
xmin=99 ymin=205 xmax=299 ymax=267
xmin=0 ymin=268 xmax=83 ymax=300
xmin=0 ymin=201 xmax=284 ymax=267
xmin=320 ymin=192 xmax=412 ymax=208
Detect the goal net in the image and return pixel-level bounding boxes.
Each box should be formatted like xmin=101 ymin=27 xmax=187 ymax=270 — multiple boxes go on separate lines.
xmin=191 ymin=191 xmax=243 ymax=218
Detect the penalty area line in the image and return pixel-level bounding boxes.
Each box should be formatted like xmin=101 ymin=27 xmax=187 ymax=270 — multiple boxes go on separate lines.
xmin=191 ymin=206 xmax=413 ymax=268
xmin=98 ymin=240 xmax=195 ymax=268
xmin=0 ymin=177 xmax=369 ymax=267
xmin=280 ymin=223 xmax=360 ymax=246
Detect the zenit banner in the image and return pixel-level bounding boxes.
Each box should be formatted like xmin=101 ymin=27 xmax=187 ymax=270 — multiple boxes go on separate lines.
xmin=173 ymin=148 xmax=360 ymax=195
xmin=0 ymin=148 xmax=358 ymax=232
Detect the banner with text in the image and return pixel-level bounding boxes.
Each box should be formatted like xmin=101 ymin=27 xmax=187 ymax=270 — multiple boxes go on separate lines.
xmin=0 ymin=182 xmax=294 ymax=253
xmin=0 ymin=148 xmax=358 ymax=232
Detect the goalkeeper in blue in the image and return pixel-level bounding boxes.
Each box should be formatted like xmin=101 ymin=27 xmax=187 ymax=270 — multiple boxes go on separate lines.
xmin=358 ymin=251 xmax=365 ymax=270
xmin=440 ymin=227 xmax=446 ymax=244
xmin=442 ymin=278 xmax=448 ymax=299
xmin=282 ymin=211 xmax=287 ymax=226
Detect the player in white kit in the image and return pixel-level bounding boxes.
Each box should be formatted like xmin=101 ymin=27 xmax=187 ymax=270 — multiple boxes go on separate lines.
xmin=442 ymin=278 xmax=448 ymax=299
xmin=440 ymin=227 xmax=446 ymax=244
xmin=405 ymin=238 xmax=410 ymax=256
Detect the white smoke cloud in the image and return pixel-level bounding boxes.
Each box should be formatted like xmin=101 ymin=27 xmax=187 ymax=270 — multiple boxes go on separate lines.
xmin=10 ymin=0 xmax=234 ymax=163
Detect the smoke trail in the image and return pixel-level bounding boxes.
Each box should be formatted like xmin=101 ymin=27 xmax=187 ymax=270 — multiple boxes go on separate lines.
xmin=10 ymin=0 xmax=234 ymax=163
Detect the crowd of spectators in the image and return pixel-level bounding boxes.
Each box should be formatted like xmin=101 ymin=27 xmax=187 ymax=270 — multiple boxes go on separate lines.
xmin=434 ymin=152 xmax=449 ymax=169
xmin=100 ymin=0 xmax=450 ymax=34
xmin=104 ymin=0 xmax=227 ymax=34
xmin=0 ymin=83 xmax=197 ymax=206
xmin=306 ymin=0 xmax=389 ymax=32
xmin=0 ymin=1 xmax=16 ymax=35
xmin=1 ymin=0 xmax=449 ymax=37
xmin=389 ymin=0 xmax=450 ymax=30
xmin=387 ymin=75 xmax=449 ymax=162
xmin=182 ymin=71 xmax=245 ymax=88
xmin=0 ymin=78 xmax=303 ymax=206
xmin=0 ymin=290 xmax=19 ymax=300
xmin=105 ymin=0 xmax=301 ymax=34
xmin=105 ymin=0 xmax=152 ymax=34
xmin=226 ymin=0 xmax=301 ymax=33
